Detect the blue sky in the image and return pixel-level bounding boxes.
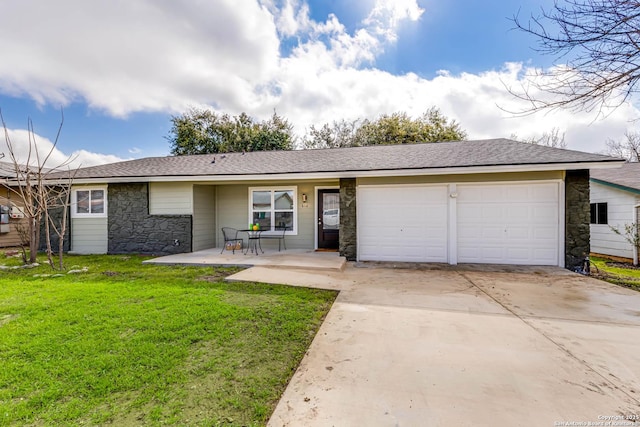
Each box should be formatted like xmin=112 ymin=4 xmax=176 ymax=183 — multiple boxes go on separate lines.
xmin=0 ymin=0 xmax=636 ymax=167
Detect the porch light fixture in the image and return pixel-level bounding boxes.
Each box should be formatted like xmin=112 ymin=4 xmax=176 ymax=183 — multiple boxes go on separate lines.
xmin=302 ymin=193 xmax=307 ymax=203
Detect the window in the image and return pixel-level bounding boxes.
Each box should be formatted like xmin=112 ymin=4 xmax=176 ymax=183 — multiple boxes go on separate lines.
xmin=249 ymin=187 xmax=296 ymax=233
xmin=590 ymin=202 xmax=608 ymax=225
xmin=72 ymin=187 xmax=107 ymax=218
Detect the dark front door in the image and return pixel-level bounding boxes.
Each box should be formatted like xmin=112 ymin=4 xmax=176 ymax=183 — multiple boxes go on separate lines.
xmin=318 ymin=189 xmax=339 ymax=249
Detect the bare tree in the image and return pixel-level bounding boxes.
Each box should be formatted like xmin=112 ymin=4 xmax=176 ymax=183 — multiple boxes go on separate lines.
xmin=605 ymin=131 xmax=640 ymax=161
xmin=511 ymin=127 xmax=568 ymax=148
xmin=0 ymin=110 xmax=76 ymax=268
xmin=510 ymin=0 xmax=640 ymax=115
xmin=40 ymin=179 xmax=76 ymax=269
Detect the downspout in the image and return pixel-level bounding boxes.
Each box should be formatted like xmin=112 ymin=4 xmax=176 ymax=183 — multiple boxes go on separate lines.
xmin=634 ymin=203 xmax=640 ymax=266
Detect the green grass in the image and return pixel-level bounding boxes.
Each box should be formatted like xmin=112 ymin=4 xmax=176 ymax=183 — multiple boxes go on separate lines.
xmin=591 ymin=256 xmax=640 ymax=291
xmin=0 ymin=253 xmax=337 ymax=426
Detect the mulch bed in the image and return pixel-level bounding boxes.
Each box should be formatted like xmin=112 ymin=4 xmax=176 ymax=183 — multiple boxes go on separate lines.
xmin=605 ymin=261 xmax=640 ymax=270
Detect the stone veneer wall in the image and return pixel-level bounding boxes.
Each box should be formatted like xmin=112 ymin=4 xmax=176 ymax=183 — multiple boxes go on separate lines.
xmin=339 ymin=178 xmax=357 ymax=261
xmin=108 ymin=183 xmax=192 ymax=254
xmin=565 ymin=169 xmax=590 ymax=270
xmin=38 ymin=190 xmax=71 ymax=253
xmin=40 ymin=205 xmax=72 ymax=253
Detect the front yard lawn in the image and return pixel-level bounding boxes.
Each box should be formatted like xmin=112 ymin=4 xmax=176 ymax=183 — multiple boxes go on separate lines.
xmin=591 ymin=256 xmax=640 ymax=292
xmin=0 ymin=254 xmax=337 ymax=426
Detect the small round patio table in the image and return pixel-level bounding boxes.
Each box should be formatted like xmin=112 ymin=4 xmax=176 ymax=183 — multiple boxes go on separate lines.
xmin=239 ymin=229 xmax=264 ymax=255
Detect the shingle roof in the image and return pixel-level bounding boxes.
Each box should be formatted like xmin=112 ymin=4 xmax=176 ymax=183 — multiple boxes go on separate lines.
xmin=591 ymin=162 xmax=640 ymax=192
xmin=0 ymin=161 xmax=16 ymax=179
xmin=0 ymin=161 xmax=53 ymax=180
xmin=62 ymin=138 xmax=620 ymax=180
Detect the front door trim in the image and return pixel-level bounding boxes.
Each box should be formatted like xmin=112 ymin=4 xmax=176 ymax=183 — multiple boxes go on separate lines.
xmin=314 ymin=186 xmax=339 ymax=249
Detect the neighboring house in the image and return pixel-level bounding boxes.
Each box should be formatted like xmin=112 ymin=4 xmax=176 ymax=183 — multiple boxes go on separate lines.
xmin=0 ymin=161 xmax=29 ymax=248
xmin=53 ymin=139 xmax=622 ymax=269
xmin=590 ymin=162 xmax=640 ymax=263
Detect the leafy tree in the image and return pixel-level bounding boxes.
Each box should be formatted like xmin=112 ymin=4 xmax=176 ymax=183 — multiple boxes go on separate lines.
xmin=606 ymin=131 xmax=640 ymax=162
xmin=303 ymin=108 xmax=466 ymax=149
xmin=301 ymin=119 xmax=359 ymax=149
xmin=511 ymin=0 xmax=640 ymax=114
xmin=168 ymin=108 xmax=294 ymax=155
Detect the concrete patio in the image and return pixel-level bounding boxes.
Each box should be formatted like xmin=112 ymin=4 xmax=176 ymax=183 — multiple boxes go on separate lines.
xmin=142 ymin=248 xmax=346 ymax=271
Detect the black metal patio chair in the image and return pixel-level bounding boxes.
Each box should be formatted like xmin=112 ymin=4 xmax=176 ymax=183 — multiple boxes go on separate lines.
xmin=221 ymin=227 xmax=244 ymax=254
xmin=260 ymin=226 xmax=289 ymax=251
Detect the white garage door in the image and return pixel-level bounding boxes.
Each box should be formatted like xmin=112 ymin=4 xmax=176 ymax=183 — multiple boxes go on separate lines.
xmin=358 ymin=185 xmax=449 ymax=262
xmin=457 ymin=183 xmax=559 ymax=265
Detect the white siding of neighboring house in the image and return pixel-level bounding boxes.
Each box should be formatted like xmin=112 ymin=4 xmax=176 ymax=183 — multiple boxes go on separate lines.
xmin=149 ymin=182 xmax=193 ymax=215
xmin=590 ymin=181 xmax=640 ymax=259
xmin=192 ymin=185 xmax=216 ymax=251
xmin=71 ymin=217 xmax=108 ymax=254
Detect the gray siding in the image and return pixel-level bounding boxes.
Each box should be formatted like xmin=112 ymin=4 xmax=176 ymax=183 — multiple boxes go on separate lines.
xmin=149 ymin=182 xmax=193 ymax=215
xmin=71 ymin=217 xmax=108 ymax=254
xmin=193 ymin=185 xmax=216 ymax=251
xmin=215 ymin=180 xmax=336 ymax=249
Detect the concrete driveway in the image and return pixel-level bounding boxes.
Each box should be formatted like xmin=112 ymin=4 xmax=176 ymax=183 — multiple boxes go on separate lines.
xmin=229 ymin=264 xmax=640 ymax=426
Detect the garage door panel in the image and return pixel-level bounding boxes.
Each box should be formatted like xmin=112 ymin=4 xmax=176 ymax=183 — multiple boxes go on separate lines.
xmin=359 ymin=186 xmax=448 ymax=262
xmin=482 ymin=206 xmax=505 ymax=219
xmin=532 ymin=185 xmax=560 ymax=200
xmin=507 ymin=248 xmax=529 ymax=261
xmin=533 ymin=226 xmax=557 ymax=240
xmin=482 ymin=226 xmax=507 ymax=239
xmin=507 ymin=205 xmax=530 ymax=218
xmin=457 ymin=183 xmax=559 ymax=266
xmin=533 ymin=205 xmax=558 ymax=221
xmin=507 ymin=186 xmax=529 ymax=201
xmin=507 ymin=227 xmax=530 ymax=239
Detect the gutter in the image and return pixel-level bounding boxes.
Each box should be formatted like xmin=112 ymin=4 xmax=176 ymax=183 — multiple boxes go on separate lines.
xmin=46 ymin=160 xmax=625 ymax=185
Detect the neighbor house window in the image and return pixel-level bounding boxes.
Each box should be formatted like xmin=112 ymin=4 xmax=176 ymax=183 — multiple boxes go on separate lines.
xmin=72 ymin=187 xmax=107 ymax=218
xmin=249 ymin=187 xmax=296 ymax=233
xmin=590 ymin=202 xmax=608 ymax=224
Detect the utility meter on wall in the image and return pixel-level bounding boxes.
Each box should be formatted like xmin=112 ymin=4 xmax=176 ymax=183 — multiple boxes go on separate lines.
xmin=9 ymin=205 xmax=25 ymax=219
xmin=0 ymin=205 xmax=9 ymax=224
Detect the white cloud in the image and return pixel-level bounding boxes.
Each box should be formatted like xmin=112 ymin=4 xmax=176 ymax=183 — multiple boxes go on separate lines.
xmin=268 ymin=0 xmax=312 ymax=37
xmin=364 ymin=0 xmax=424 ymax=41
xmin=0 ymin=0 xmax=280 ymax=116
xmin=0 ymin=0 xmax=635 ymax=159
xmin=1 ymin=128 xmax=125 ymax=168
xmin=128 ymin=147 xmax=142 ymax=155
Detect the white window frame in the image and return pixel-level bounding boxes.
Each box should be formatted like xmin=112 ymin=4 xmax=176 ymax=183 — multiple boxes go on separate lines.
xmin=248 ymin=186 xmax=297 ymax=235
xmin=71 ymin=186 xmax=108 ymax=218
